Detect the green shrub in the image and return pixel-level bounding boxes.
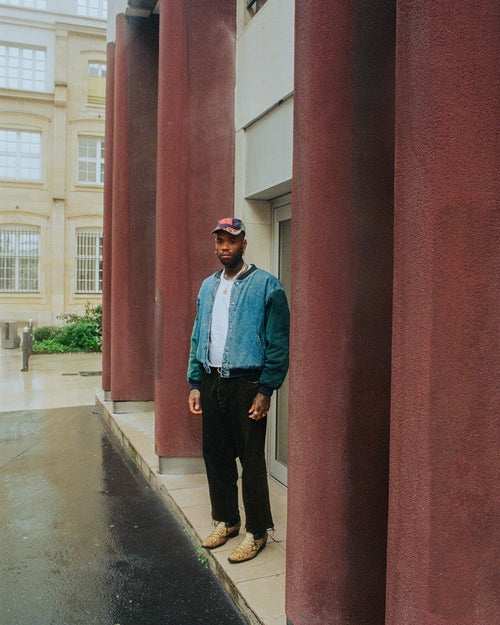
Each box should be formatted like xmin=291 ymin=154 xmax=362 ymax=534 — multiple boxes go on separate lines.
xmin=59 ymin=303 xmax=102 ymax=349
xmin=33 ymin=325 xmax=61 ymax=342
xmin=32 ymin=339 xmax=75 ymax=354
xmin=56 ymin=322 xmax=100 ymax=351
xmin=32 ymin=303 xmax=102 ymax=353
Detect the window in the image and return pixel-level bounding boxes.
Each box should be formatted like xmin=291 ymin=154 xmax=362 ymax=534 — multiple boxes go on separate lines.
xmin=88 ymin=62 xmax=106 ymax=104
xmin=77 ymin=0 xmax=107 ymax=19
xmin=0 ymin=129 xmax=42 ymax=181
xmin=88 ymin=62 xmax=106 ymax=78
xmin=0 ymin=226 xmax=40 ymax=292
xmin=78 ymin=136 xmax=104 ymax=185
xmin=0 ymin=44 xmax=46 ymax=92
xmin=1 ymin=0 xmax=47 ymax=7
xmin=247 ymin=0 xmax=268 ymax=15
xmin=76 ymin=230 xmax=103 ymax=293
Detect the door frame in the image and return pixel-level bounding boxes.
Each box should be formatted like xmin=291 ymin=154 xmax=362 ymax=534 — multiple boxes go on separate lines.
xmin=267 ymin=193 xmax=291 ymax=486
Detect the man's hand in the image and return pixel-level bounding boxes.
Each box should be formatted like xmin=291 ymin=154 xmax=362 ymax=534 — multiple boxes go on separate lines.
xmin=248 ymin=392 xmax=271 ymax=420
xmin=188 ymin=389 xmax=202 ymax=415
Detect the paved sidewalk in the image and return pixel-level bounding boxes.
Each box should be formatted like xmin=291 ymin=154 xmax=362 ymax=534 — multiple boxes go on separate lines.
xmin=0 ymin=347 xmax=102 ymax=412
xmin=0 ymin=347 xmax=288 ymax=625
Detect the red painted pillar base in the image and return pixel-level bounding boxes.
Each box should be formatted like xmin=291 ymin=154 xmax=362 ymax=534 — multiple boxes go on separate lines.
xmin=286 ymin=2 xmax=396 ymax=624
xmin=386 ymin=3 xmax=500 ymax=624
xmin=154 ymin=0 xmax=236 ymax=461
xmin=110 ymin=15 xmax=158 ymax=403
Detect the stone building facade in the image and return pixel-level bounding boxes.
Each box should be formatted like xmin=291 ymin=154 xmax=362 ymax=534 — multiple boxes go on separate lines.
xmin=0 ymin=0 xmax=106 ymax=327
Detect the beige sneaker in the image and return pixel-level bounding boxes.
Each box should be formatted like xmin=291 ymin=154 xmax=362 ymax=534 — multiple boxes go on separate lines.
xmin=202 ymin=521 xmax=241 ymax=549
xmin=228 ymin=532 xmax=268 ymax=563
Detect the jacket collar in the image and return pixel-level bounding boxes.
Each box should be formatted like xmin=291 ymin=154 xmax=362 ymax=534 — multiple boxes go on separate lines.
xmin=215 ymin=264 xmax=258 ymax=281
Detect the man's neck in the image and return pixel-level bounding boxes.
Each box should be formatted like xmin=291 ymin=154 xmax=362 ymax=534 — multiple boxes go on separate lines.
xmin=223 ymin=260 xmax=246 ymax=279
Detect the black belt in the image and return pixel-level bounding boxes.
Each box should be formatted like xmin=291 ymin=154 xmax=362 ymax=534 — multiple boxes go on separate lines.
xmin=208 ymin=367 xmax=262 ymax=379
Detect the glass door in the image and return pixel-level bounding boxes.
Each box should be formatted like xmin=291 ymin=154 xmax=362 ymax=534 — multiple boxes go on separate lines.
xmin=268 ymin=194 xmax=291 ymax=486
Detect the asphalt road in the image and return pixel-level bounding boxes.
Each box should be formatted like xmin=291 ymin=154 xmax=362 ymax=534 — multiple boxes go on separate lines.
xmin=0 ymin=405 xmax=248 ymax=625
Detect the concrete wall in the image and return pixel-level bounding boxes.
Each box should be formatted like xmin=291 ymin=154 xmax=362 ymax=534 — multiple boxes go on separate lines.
xmin=235 ymin=0 xmax=294 ymax=129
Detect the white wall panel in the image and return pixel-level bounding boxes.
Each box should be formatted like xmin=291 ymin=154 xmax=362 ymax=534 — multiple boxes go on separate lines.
xmin=236 ymin=0 xmax=294 ymax=131
xmin=244 ymin=95 xmax=293 ymax=199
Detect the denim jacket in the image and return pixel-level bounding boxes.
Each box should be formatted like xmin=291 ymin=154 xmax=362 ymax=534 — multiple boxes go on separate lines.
xmin=187 ymin=265 xmax=290 ymax=396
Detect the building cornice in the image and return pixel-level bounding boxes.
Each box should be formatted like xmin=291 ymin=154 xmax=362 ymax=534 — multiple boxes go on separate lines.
xmin=54 ymin=21 xmax=106 ymax=38
xmin=0 ymin=13 xmax=106 ymax=34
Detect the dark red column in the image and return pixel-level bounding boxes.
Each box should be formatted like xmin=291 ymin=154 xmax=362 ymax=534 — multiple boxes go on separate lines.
xmin=154 ymin=0 xmax=235 ymax=459
xmin=102 ymin=41 xmax=114 ymax=397
xmin=110 ymin=15 xmax=158 ymax=403
xmin=386 ymin=3 xmax=500 ymax=624
xmin=286 ymin=2 xmax=396 ymax=624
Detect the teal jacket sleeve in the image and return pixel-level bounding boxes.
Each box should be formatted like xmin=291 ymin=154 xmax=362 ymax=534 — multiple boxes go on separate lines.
xmin=259 ymin=288 xmax=290 ymax=395
xmin=187 ymin=298 xmax=204 ymax=390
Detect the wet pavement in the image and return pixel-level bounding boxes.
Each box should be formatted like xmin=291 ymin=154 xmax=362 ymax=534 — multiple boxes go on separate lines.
xmin=0 ymin=405 xmax=248 ymax=625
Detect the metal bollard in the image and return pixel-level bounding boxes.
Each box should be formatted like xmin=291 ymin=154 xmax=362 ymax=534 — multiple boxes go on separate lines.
xmin=21 ymin=326 xmax=33 ymax=372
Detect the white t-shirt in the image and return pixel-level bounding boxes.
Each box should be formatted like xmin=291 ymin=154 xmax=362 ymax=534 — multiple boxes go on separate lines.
xmin=207 ymin=272 xmax=234 ymax=367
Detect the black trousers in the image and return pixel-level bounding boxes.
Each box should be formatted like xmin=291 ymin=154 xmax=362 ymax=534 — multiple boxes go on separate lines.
xmin=200 ymin=370 xmax=273 ymax=535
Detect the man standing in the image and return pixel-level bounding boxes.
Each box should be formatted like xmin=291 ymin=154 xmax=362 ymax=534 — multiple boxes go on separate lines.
xmin=188 ymin=217 xmax=290 ymax=563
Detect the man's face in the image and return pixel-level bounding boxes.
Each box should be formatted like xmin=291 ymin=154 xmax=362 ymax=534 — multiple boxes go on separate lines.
xmin=214 ymin=231 xmax=247 ymax=269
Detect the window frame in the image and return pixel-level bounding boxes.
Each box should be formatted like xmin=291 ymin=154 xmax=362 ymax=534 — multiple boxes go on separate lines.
xmin=247 ymin=0 xmax=268 ymax=15
xmin=0 ymin=226 xmax=40 ymax=293
xmin=77 ymin=0 xmax=108 ymax=20
xmin=75 ymin=229 xmax=103 ymax=294
xmin=87 ymin=61 xmax=106 ymax=105
xmin=0 ymin=42 xmax=46 ymax=92
xmin=0 ymin=0 xmax=47 ymax=9
xmin=0 ymin=128 xmax=42 ymax=182
xmin=88 ymin=62 xmax=106 ymax=78
xmin=77 ymin=135 xmax=105 ymax=186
